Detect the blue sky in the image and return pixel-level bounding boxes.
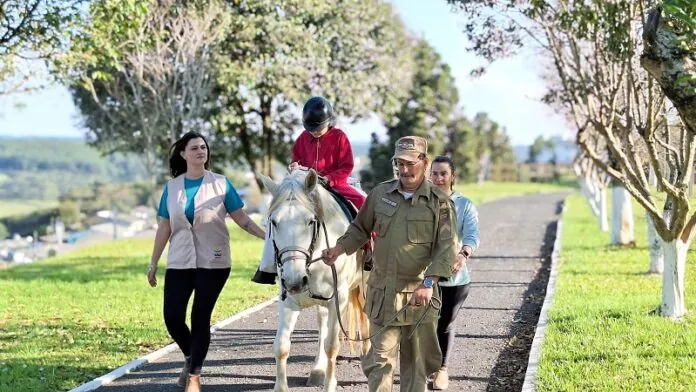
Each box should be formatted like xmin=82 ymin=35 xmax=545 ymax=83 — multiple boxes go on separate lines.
xmin=0 ymin=0 xmax=570 ymax=146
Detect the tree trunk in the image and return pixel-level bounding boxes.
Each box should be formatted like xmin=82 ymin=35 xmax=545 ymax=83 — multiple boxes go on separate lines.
xmin=646 ymin=166 xmax=664 ymax=273
xmin=261 ymin=96 xmax=274 ymax=178
xmin=611 ymin=185 xmax=634 ymax=245
xmin=599 ymin=187 xmax=609 ymax=232
xmin=647 ymin=215 xmax=664 ymax=274
xmin=476 ymin=151 xmax=491 ymax=184
xmin=641 ymin=8 xmax=696 ymax=135
xmin=579 ymin=177 xmax=600 ymax=216
xmin=660 ymin=238 xmax=688 ymax=318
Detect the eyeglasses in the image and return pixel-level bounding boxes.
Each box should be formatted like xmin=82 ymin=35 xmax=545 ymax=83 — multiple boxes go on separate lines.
xmin=392 ymin=159 xmax=422 ymax=169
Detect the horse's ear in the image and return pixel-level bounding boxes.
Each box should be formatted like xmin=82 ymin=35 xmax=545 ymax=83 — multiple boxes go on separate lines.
xmin=259 ymin=174 xmax=278 ymax=195
xmin=305 ymin=169 xmax=318 ymax=193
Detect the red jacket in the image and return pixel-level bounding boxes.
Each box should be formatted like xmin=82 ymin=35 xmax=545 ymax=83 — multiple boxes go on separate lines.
xmin=292 ymin=128 xmax=366 ymax=209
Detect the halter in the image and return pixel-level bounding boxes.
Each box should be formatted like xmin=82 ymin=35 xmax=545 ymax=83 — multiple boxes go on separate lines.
xmin=271 ymin=216 xmax=334 ymax=301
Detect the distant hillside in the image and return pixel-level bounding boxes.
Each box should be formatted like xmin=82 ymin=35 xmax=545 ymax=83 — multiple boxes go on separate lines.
xmin=0 ymin=137 xmax=149 ymax=201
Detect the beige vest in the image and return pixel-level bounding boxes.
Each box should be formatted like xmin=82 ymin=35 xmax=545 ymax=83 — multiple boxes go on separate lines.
xmin=166 ymin=171 xmax=231 ymax=269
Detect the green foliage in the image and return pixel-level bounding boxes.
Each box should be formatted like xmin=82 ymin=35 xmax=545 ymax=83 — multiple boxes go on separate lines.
xmin=444 ymin=114 xmax=477 ymax=182
xmin=663 ymin=0 xmax=696 ymax=88
xmin=0 ymin=0 xmax=83 ymax=94
xmin=57 ymin=201 xmax=81 ymax=228
xmin=0 ymin=208 xmax=58 ymax=237
xmin=361 ymin=39 xmax=460 ymax=188
xmin=211 ymin=0 xmax=415 ymax=180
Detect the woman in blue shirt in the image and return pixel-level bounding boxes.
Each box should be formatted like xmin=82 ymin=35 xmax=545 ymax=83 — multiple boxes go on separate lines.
xmin=147 ymin=131 xmax=265 ymax=392
xmin=429 ymin=155 xmax=480 ymax=390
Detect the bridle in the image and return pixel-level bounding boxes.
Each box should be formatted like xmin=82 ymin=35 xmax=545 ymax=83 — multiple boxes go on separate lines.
xmin=271 ymin=215 xmax=334 ymax=301
xmin=271 ymin=213 xmax=440 ymax=342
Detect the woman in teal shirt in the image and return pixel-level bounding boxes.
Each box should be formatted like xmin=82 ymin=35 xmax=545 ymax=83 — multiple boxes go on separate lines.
xmin=147 ymin=131 xmax=264 ymax=392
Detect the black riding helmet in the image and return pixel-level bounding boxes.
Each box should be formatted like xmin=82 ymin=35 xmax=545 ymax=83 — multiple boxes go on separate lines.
xmin=302 ymin=96 xmax=335 ymax=133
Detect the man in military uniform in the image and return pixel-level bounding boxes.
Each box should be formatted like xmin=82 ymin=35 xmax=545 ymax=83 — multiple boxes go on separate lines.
xmin=322 ymin=136 xmax=458 ymax=392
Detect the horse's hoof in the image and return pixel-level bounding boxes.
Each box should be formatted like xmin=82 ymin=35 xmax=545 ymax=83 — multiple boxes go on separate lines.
xmin=306 ymin=369 xmax=325 ymax=386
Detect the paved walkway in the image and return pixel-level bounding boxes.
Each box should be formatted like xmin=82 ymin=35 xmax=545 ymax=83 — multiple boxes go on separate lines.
xmin=98 ymin=193 xmax=567 ymax=392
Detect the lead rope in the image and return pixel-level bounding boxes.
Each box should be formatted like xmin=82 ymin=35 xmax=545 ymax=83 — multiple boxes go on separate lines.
xmin=309 ymin=222 xmax=441 ymax=341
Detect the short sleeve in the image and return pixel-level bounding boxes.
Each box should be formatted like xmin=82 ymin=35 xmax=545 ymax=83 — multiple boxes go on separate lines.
xmin=158 ymin=185 xmax=169 ymax=219
xmin=225 ymin=178 xmax=245 ymax=213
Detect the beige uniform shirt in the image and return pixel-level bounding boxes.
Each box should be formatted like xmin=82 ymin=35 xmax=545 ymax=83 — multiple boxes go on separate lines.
xmin=337 ymin=178 xmax=458 ymax=326
xmin=166 ymin=171 xmax=231 ymax=269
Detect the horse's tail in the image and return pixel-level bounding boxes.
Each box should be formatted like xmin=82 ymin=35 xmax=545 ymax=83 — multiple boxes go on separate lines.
xmin=343 ymin=283 xmax=369 ymax=355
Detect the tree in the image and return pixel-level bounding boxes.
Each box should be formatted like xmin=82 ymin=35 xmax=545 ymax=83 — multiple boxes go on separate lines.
xmin=469 ymin=112 xmax=516 ymax=183
xmin=58 ymin=200 xmax=81 ymax=228
xmin=210 ymin=0 xmax=416 ymax=189
xmin=0 ymin=222 xmax=8 ymax=240
xmin=0 ymin=0 xmax=83 ymax=95
xmin=527 ymin=136 xmax=547 ymax=164
xmin=448 ymin=0 xmax=693 ymax=318
xmin=58 ymin=0 xmax=228 ymax=206
xmin=444 ymin=113 xmax=477 ymax=183
xmin=362 ymin=39 xmax=459 ymax=187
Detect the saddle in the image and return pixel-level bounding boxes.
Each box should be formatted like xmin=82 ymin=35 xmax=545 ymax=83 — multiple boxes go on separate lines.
xmin=317 ymin=176 xmax=358 ymax=220
xmin=317 ymin=175 xmax=373 ymax=271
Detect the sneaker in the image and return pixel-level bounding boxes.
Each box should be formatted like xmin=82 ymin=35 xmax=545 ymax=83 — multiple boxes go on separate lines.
xmin=251 ymin=268 xmax=277 ymax=285
xmin=432 ymin=367 xmax=449 ymax=390
xmin=177 ymin=356 xmax=191 ymax=387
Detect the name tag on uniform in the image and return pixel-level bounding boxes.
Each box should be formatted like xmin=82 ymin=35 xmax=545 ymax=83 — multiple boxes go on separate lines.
xmin=381 ymin=197 xmax=398 ymax=207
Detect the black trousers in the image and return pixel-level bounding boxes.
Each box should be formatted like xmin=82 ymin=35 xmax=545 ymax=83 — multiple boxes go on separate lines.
xmin=437 ymin=283 xmax=471 ymax=367
xmin=163 ymin=268 xmax=230 ymax=375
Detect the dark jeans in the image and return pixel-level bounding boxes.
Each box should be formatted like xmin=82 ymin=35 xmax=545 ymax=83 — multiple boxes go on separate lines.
xmin=163 ymin=268 xmax=230 ymax=375
xmin=437 ymin=283 xmax=471 ymax=367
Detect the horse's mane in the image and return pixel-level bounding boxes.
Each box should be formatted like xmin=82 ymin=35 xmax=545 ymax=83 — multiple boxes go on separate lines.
xmin=267 ymin=170 xmax=346 ymax=222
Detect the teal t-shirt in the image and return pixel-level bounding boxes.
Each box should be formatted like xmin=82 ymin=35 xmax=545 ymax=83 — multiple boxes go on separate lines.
xmin=158 ymin=176 xmax=244 ymax=224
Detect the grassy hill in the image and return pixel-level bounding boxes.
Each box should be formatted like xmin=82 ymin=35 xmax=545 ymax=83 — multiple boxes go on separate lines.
xmin=0 ymin=137 xmax=149 ymax=201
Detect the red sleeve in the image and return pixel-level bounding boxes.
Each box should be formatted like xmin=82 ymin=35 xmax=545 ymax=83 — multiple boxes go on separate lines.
xmin=325 ymin=132 xmax=354 ymax=187
xmin=291 ymin=133 xmax=302 ymax=164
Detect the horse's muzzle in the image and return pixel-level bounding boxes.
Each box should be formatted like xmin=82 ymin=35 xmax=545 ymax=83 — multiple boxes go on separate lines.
xmin=282 ymin=276 xmax=309 ymax=294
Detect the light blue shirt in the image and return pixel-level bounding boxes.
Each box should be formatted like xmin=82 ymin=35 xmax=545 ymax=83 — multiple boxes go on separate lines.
xmin=439 ymin=192 xmax=480 ymax=287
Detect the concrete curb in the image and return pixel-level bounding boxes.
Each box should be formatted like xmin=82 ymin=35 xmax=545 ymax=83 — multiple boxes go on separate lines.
xmin=68 ymin=297 xmax=278 ymax=392
xmin=520 ymin=200 xmax=567 ymax=392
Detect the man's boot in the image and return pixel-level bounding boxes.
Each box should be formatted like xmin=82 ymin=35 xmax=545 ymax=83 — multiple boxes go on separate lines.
xmin=251 ymin=268 xmax=277 ymax=285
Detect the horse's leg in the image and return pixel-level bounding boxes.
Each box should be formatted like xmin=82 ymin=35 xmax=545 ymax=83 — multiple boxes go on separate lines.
xmin=323 ymin=294 xmax=347 ymax=392
xmin=274 ymin=300 xmax=300 ymax=392
xmin=307 ymin=305 xmax=329 ymax=386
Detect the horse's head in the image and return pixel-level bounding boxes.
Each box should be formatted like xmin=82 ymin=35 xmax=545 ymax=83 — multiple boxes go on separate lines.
xmin=260 ymin=169 xmax=327 ymax=295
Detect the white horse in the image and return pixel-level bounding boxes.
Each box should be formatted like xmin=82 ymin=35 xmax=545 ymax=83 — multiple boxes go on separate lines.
xmin=259 ymin=169 xmax=370 ymax=392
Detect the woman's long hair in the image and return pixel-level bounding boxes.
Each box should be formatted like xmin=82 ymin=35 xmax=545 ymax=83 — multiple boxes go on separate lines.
xmin=432 ymin=155 xmax=456 ymax=188
xmin=169 ymin=131 xmax=211 ymax=177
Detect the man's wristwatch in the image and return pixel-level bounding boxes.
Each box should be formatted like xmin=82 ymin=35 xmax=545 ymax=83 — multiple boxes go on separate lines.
xmin=423 ymin=276 xmax=434 ymax=289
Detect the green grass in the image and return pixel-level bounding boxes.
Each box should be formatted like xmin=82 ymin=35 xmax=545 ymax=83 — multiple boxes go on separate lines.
xmin=0 ymin=199 xmax=57 ymax=218
xmin=0 ymin=226 xmax=274 ymax=392
xmin=455 ymin=181 xmax=574 ymax=205
xmin=537 ymin=194 xmax=696 ymax=391
xmin=0 ymin=181 xmax=573 ymax=391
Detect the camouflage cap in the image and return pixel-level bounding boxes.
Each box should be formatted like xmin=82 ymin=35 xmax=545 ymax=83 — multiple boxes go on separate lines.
xmin=392 ymin=136 xmax=428 ymax=162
